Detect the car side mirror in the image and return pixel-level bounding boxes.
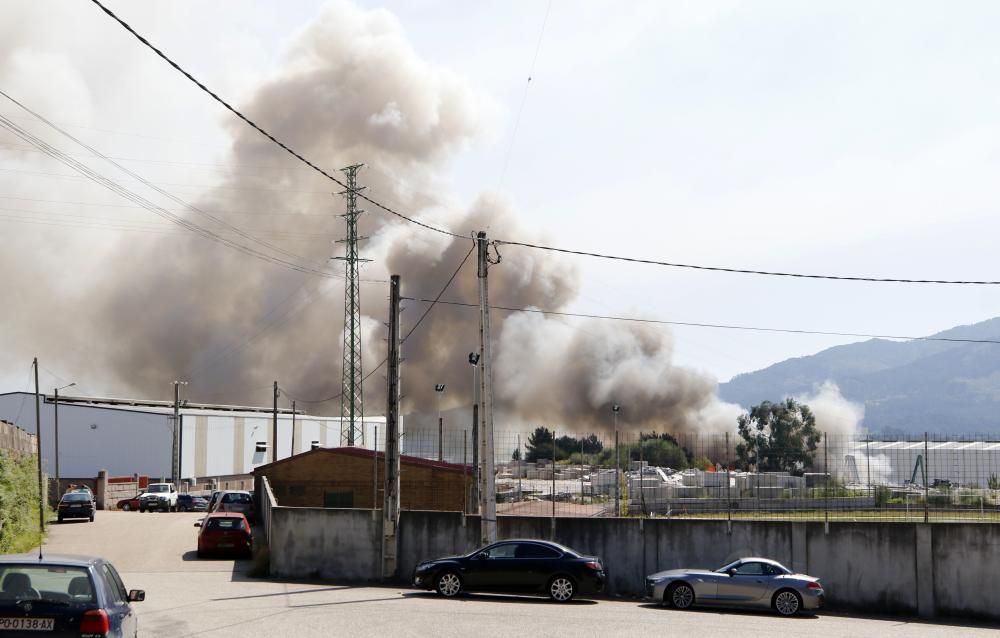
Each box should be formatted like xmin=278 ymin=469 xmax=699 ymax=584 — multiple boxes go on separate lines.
xmin=193 ymin=521 xmax=202 ymax=527
xmin=727 ymin=568 xmax=737 ymax=577
xmin=128 ymin=590 xmax=145 ymax=602
xmin=476 ymin=553 xmax=489 ymax=560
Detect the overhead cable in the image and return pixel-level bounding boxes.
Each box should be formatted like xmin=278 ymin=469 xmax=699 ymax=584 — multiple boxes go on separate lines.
xmin=401 ymin=298 xmax=1000 ymax=345
xmin=88 ymin=0 xmax=463 ymax=240
xmin=89 ymin=0 xmax=1000 ymax=286
xmin=283 ymin=244 xmax=475 ymax=404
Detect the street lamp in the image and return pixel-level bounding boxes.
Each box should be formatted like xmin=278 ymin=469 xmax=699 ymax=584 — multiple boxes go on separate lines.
xmin=53 ymin=382 xmax=76 ymax=499
xmin=435 ymin=384 xmax=446 ymax=461
xmin=612 ymin=404 xmax=621 ymax=516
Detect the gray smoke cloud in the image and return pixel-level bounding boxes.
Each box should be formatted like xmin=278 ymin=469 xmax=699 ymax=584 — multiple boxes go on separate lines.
xmin=1 ymin=1 xmax=741 ymax=436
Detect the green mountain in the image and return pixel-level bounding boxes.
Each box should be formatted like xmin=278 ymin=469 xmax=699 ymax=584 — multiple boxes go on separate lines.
xmin=718 ymin=317 xmax=1000 ymax=436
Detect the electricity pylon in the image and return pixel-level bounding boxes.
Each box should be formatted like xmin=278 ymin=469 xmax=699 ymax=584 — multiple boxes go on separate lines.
xmin=335 ymin=164 xmax=370 ymax=446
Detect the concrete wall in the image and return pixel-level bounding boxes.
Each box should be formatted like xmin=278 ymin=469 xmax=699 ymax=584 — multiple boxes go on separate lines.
xmin=269 ymin=507 xmax=382 ymax=580
xmin=263 ymin=507 xmax=1000 ymax=621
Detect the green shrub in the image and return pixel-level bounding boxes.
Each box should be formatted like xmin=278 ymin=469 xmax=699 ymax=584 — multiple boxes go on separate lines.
xmin=0 ymin=451 xmax=46 ymax=554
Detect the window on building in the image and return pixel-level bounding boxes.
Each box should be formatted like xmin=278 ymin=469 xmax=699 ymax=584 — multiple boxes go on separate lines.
xmin=324 ymin=491 xmax=353 ymax=508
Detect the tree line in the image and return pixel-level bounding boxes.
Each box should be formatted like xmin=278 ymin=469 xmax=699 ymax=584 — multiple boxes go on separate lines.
xmin=516 ymin=397 xmax=822 ymax=474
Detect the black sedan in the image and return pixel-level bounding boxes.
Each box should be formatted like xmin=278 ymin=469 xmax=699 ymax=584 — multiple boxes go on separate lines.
xmin=0 ymin=553 xmax=144 ymax=636
xmin=57 ymin=492 xmax=95 ymax=523
xmin=412 ymin=539 xmax=605 ymax=602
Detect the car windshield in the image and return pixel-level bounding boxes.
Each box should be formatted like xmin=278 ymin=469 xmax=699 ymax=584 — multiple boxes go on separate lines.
xmin=0 ymin=565 xmax=94 ymax=604
xmin=221 ymin=493 xmax=252 ymax=504
xmin=147 ymin=485 xmax=168 ymax=493
xmin=61 ymin=493 xmax=91 ymax=503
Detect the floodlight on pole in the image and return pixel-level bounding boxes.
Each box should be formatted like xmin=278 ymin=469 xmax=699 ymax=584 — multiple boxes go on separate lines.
xmin=435 ymin=384 xmax=446 ymax=461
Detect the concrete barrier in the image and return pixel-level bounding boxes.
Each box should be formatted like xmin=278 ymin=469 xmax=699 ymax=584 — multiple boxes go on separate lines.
xmin=261 ymin=506 xmax=1000 ymax=621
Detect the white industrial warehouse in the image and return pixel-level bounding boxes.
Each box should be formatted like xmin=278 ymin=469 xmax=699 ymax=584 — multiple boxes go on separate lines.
xmin=0 ymin=391 xmax=386 ymax=480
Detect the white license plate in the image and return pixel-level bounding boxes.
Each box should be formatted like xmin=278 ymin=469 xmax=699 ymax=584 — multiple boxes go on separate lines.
xmin=0 ymin=617 xmax=54 ymax=630
xmin=71 ymin=504 xmax=82 ymax=508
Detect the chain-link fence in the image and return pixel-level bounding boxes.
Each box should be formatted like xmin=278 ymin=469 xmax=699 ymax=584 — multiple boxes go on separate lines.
xmin=400 ymin=428 xmax=1000 ymax=522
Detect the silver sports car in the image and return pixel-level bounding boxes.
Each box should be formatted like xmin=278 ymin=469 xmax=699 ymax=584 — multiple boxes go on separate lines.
xmin=645 ymin=557 xmax=824 ymax=616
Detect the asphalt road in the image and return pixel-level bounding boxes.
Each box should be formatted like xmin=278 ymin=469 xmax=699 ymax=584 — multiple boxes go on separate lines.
xmin=41 ymin=511 xmax=997 ymax=637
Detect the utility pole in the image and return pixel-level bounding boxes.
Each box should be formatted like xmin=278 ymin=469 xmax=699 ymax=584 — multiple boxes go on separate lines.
xmin=172 ymin=381 xmax=187 ymax=482
xmin=468 ymin=352 xmax=480 ymax=513
xmin=613 ymin=404 xmax=621 ymax=517
xmin=383 ymin=275 xmax=402 ymax=579
xmin=476 ymin=231 xmax=497 ymax=544
xmin=335 ymin=164 xmax=370 ymax=447
xmin=291 ymin=400 xmax=297 ymax=457
xmin=33 ymin=358 xmax=44 ymax=544
xmin=272 ymin=381 xmax=279 ymax=464
xmin=53 ymin=382 xmax=75 ymax=498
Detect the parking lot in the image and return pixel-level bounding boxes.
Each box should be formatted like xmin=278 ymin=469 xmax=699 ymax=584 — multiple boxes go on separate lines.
xmin=40 ymin=511 xmax=998 ymax=637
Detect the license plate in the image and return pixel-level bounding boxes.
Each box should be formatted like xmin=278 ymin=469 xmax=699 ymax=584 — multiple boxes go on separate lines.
xmin=0 ymin=617 xmax=54 ymax=630
xmin=71 ymin=504 xmax=82 ymax=508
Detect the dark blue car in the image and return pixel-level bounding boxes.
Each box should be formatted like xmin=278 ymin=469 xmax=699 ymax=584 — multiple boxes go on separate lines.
xmin=0 ymin=553 xmax=144 ymax=637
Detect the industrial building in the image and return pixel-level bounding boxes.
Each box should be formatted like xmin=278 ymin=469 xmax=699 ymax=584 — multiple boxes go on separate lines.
xmin=0 ymin=392 xmax=385 ymax=482
xmin=253 ymin=446 xmax=469 ymax=511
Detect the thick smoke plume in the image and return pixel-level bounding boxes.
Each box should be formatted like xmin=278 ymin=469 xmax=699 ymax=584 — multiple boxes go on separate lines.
xmin=1 ymin=1 xmax=741 ymax=436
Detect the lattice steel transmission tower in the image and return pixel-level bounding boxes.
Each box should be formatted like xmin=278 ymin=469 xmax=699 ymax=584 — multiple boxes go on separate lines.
xmin=335 ymin=164 xmax=370 ymax=446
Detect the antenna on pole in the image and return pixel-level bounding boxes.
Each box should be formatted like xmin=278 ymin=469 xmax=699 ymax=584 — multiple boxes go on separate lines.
xmin=334 ymin=164 xmax=371 ymax=447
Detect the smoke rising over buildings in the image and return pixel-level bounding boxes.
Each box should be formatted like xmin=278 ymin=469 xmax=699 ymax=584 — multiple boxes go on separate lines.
xmin=1 ymin=1 xmax=741 ymax=435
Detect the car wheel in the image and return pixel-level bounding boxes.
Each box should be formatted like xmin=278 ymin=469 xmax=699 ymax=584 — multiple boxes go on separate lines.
xmin=548 ymin=575 xmax=576 ymax=602
xmin=89 ymin=514 xmax=94 ymax=522
xmin=667 ymin=582 xmax=695 ymax=610
xmin=122 ymin=503 xmax=131 ymax=512
xmin=435 ymin=571 xmax=463 ymax=598
xmin=773 ymin=589 xmax=802 ymax=616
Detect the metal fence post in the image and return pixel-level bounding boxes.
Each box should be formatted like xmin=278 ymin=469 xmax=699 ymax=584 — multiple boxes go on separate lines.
xmin=726 ymin=431 xmax=732 ymax=533
xmin=924 ymin=432 xmax=929 ymax=524
xmin=824 ymin=432 xmax=829 ymax=533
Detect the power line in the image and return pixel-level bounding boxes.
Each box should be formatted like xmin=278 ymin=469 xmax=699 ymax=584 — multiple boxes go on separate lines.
xmin=282 ymin=244 xmax=476 ymax=405
xmin=88 ymin=0 xmax=998 ymax=287
xmin=88 ymin=0 xmax=464 ymax=240
xmin=0 ymin=111 xmax=346 ymax=280
xmin=492 ymin=240 xmax=1000 ymax=285
xmin=401 ymin=298 xmax=1000 ymax=345
xmin=0 ymin=90 xmax=338 ymax=270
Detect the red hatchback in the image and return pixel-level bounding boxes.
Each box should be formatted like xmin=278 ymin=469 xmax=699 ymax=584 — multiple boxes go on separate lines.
xmin=196 ymin=513 xmax=252 ymax=558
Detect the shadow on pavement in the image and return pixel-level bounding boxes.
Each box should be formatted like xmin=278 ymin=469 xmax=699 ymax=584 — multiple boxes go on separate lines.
xmin=402 ymin=591 xmax=598 ymax=606
xmin=636 ymin=602 xmax=818 ymax=620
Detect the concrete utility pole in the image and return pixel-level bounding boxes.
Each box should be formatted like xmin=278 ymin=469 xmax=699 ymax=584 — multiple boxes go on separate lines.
xmin=383 ymin=275 xmax=402 ymax=579
xmin=33 ymin=358 xmax=44 ymax=544
xmin=476 ymin=231 xmax=497 ymax=544
xmin=469 ymin=352 xmax=480 ymax=513
xmin=612 ymin=404 xmax=621 ymax=517
xmin=172 ymin=381 xmax=187 ymax=482
xmin=291 ymin=400 xmax=297 ymax=457
xmin=272 ymin=381 xmax=279 ymax=464
xmin=53 ymin=382 xmax=75 ymax=497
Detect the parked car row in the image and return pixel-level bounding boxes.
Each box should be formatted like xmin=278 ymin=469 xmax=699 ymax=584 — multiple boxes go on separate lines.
xmin=116 ymin=488 xmax=208 ymax=512
xmin=413 ymin=539 xmax=825 ymax=616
